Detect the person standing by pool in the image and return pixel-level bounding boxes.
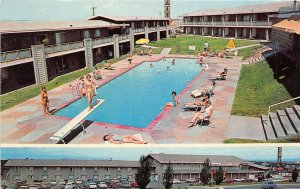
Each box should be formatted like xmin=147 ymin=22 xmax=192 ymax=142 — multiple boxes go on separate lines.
xmin=147 ymin=47 xmax=152 ymax=56
xmin=85 ymin=74 xmax=95 ymax=110
xmin=204 ymin=41 xmax=209 ymax=52
xmin=41 ymin=86 xmax=50 ymax=116
xmin=166 ymin=91 xmax=179 ymax=107
xmin=77 ymin=76 xmax=85 ymax=98
xmin=128 ymin=52 xmax=133 ymax=68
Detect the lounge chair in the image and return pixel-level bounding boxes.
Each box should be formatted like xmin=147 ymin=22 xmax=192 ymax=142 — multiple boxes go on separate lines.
xmin=209 ymin=69 xmax=228 ymax=81
xmin=49 ymin=99 xmax=105 ymax=144
xmin=182 ymin=103 xmax=203 ymax=111
xmin=198 ymin=115 xmax=215 ymax=128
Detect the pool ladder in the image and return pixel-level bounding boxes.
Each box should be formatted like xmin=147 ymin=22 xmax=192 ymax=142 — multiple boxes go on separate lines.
xmin=71 ymin=84 xmax=80 ymax=97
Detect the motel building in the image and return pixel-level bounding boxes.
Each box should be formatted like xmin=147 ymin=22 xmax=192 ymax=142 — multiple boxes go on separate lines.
xmin=181 ymin=1 xmax=298 ymax=40
xmin=3 ymin=154 xmax=269 ymax=183
xmin=0 ymin=17 xmax=169 ymax=94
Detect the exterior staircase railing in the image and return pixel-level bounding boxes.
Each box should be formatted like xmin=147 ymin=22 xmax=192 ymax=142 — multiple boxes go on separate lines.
xmin=267 ymin=96 xmax=300 ymax=124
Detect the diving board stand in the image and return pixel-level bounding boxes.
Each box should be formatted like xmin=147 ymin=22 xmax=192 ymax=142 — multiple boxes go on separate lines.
xmin=50 ymin=99 xmax=104 ymax=144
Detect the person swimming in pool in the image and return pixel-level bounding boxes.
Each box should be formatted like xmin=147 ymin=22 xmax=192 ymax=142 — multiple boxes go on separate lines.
xmin=172 ymin=59 xmax=176 ymax=65
xmin=103 ymin=134 xmax=147 ymax=144
xmin=165 ymin=91 xmax=179 ymax=107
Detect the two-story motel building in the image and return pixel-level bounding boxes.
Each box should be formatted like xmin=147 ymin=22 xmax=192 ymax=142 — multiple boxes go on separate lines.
xmin=181 ymin=1 xmax=293 ymax=40
xmin=0 ymin=17 xmax=169 ymax=94
xmin=4 ymin=154 xmax=269 ymax=182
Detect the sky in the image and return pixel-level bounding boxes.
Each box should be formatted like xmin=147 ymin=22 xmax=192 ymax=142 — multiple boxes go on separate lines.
xmin=1 ymin=146 xmax=300 ymax=162
xmin=0 ymin=0 xmax=287 ymax=21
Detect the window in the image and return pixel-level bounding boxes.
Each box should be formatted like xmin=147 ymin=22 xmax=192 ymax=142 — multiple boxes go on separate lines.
xmin=69 ymin=167 xmax=73 ymax=171
xmin=37 ymin=34 xmax=47 ymax=44
xmin=94 ymin=167 xmax=98 ymax=171
xmin=28 ymin=167 xmax=33 ymax=171
xmin=43 ymin=167 xmax=47 ymax=171
xmin=55 ymin=175 xmax=61 ymax=180
xmin=55 ymin=32 xmax=67 ymax=44
xmin=69 ymin=175 xmax=74 ymax=179
xmin=42 ymin=175 xmax=48 ymax=180
xmin=117 ymin=168 xmax=121 ymax=171
xmin=82 ymin=167 xmax=86 ymax=171
xmin=128 ymin=168 xmax=132 ymax=171
xmin=83 ymin=30 xmax=90 ymax=39
xmin=57 ymin=167 xmax=60 ymax=171
xmin=94 ymin=30 xmax=101 ymax=38
xmin=105 ymin=175 xmax=110 ymax=179
xmin=15 ymin=167 xmax=20 ymax=171
xmin=28 ymin=175 xmax=34 ymax=180
xmin=106 ymin=168 xmax=110 ymax=172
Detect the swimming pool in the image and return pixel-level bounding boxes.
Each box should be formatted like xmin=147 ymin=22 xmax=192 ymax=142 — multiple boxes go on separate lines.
xmin=54 ymin=58 xmax=202 ymax=128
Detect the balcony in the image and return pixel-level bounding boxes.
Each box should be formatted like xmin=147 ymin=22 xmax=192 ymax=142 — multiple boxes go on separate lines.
xmin=93 ymin=37 xmax=113 ymax=46
xmin=133 ymin=28 xmax=145 ymax=33
xmin=45 ymin=41 xmax=84 ymax=54
xmin=118 ymin=34 xmax=130 ymax=41
xmin=1 ymin=48 xmax=32 ymax=63
xmin=182 ymin=21 xmax=272 ymax=27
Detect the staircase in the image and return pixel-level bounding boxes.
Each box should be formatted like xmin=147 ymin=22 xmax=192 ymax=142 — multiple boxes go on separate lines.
xmin=261 ymin=105 xmax=300 ymax=140
xmin=245 ymin=43 xmax=278 ymax=64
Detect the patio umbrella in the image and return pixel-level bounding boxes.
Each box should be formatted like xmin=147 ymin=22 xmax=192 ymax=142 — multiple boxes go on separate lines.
xmin=136 ymin=38 xmax=150 ymax=45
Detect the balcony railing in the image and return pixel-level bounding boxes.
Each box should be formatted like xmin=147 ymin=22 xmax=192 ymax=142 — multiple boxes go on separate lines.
xmin=1 ymin=48 xmax=32 ymax=63
xmin=182 ymin=21 xmax=272 ymax=26
xmin=158 ymin=26 xmax=168 ymax=30
xmin=133 ymin=28 xmax=145 ymax=33
xmin=148 ymin=27 xmax=157 ymax=31
xmin=45 ymin=41 xmax=84 ymax=54
xmin=118 ymin=34 xmax=130 ymax=41
xmin=92 ymin=37 xmax=113 ymax=46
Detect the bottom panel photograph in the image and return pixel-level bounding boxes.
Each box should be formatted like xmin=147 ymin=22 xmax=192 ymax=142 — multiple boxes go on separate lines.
xmin=1 ymin=146 xmax=300 ymax=189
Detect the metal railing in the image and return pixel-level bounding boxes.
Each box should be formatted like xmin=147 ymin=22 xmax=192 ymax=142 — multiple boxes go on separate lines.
xmin=45 ymin=41 xmax=84 ymax=54
xmin=1 ymin=48 xmax=32 ymax=63
xmin=182 ymin=21 xmax=272 ymax=26
xmin=118 ymin=34 xmax=130 ymax=41
xmin=92 ymin=37 xmax=113 ymax=46
xmin=148 ymin=27 xmax=157 ymax=31
xmin=267 ymin=96 xmax=300 ymax=124
xmin=133 ymin=28 xmax=145 ymax=33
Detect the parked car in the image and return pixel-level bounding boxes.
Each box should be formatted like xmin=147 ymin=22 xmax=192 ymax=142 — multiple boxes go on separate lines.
xmin=120 ymin=181 xmax=131 ymax=188
xmin=261 ymin=180 xmax=277 ymax=189
xmin=110 ymin=181 xmax=121 ymax=188
xmin=224 ymin=178 xmax=234 ymax=183
xmin=64 ymin=183 xmax=74 ymax=189
xmin=28 ymin=185 xmax=38 ymax=189
xmin=98 ymin=182 xmax=107 ymax=189
xmin=129 ymin=181 xmax=138 ymax=188
xmin=75 ymin=179 xmax=82 ymax=185
xmin=185 ymin=178 xmax=197 ymax=183
xmin=172 ymin=179 xmax=181 ymax=184
xmin=208 ymin=178 xmax=216 ymax=185
xmin=50 ymin=181 xmax=57 ymax=186
xmin=88 ymin=183 xmax=97 ymax=189
xmin=233 ymin=178 xmax=245 ymax=182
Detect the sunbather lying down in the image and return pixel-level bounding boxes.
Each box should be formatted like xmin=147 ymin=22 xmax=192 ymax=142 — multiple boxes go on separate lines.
xmin=184 ymin=95 xmax=209 ymax=108
xmin=211 ymin=68 xmax=228 ymax=77
xmin=191 ymin=81 xmax=215 ymax=97
xmin=103 ymin=134 xmax=147 ymax=144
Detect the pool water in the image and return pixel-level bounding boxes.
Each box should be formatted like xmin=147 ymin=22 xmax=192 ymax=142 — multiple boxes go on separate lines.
xmin=54 ymin=58 xmax=202 ymax=128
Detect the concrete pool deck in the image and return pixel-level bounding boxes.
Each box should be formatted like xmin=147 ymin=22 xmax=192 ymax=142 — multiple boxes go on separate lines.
xmin=0 ymin=53 xmax=265 ymax=144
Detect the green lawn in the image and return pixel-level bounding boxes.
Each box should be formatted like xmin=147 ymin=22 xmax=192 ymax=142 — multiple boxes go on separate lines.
xmin=150 ymin=35 xmax=259 ymax=55
xmin=224 ymin=136 xmax=300 ymax=143
xmin=238 ymin=45 xmax=261 ymax=60
xmin=231 ymin=60 xmax=295 ymax=117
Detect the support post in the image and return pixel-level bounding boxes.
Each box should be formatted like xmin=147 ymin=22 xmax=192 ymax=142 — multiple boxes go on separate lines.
xmin=113 ymin=34 xmax=120 ymax=58
xmin=145 ymin=26 xmax=149 ymax=39
xmin=157 ymin=26 xmax=161 ymax=41
xmin=129 ymin=27 xmax=135 ymax=52
xmin=31 ymin=44 xmax=48 ymax=84
xmin=235 ymin=28 xmax=238 ymax=38
xmin=83 ymin=38 xmax=94 ymax=68
xmin=265 ymin=28 xmax=269 ymax=41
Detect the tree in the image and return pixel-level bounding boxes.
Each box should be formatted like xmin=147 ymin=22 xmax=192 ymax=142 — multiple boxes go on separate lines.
xmin=163 ymin=162 xmax=174 ymax=189
xmin=136 ymin=155 xmax=152 ymax=189
xmin=200 ymin=158 xmax=211 ymax=185
xmin=214 ymin=166 xmax=224 ymax=185
xmin=292 ymin=168 xmax=299 ymax=182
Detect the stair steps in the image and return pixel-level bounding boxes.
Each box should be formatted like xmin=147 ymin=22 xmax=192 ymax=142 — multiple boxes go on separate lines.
xmin=261 ymin=105 xmax=300 ymax=140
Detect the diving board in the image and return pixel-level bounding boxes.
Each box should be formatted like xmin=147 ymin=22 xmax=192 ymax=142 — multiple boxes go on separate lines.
xmin=50 ymin=99 xmax=104 ymax=144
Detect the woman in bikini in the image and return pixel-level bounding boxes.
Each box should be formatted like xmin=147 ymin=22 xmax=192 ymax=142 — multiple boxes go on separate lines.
xmin=188 ymin=101 xmax=213 ymax=127
xmin=85 ymin=74 xmax=95 ymax=110
xmin=103 ymin=134 xmax=147 ymax=144
xmin=41 ymin=86 xmax=50 ymax=116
